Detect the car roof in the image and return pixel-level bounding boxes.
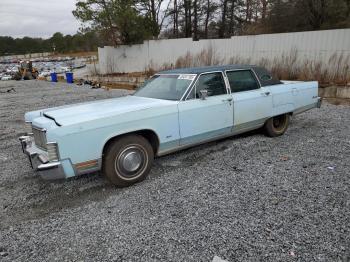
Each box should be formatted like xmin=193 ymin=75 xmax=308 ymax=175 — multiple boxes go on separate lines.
xmin=158 ymin=64 xmax=257 ymax=74
xmin=158 ymin=64 xmax=282 ymax=87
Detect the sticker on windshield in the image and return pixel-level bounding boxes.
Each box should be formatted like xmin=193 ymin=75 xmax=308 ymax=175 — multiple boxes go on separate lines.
xmin=178 ymin=74 xmax=196 ymax=81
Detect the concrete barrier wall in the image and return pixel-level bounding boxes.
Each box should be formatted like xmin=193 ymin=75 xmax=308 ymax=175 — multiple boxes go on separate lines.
xmin=319 ymin=86 xmax=350 ymax=99
xmin=98 ymin=29 xmax=350 ymax=74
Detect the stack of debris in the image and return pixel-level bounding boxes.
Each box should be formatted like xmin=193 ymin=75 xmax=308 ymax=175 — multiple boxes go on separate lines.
xmin=0 ymin=57 xmax=86 ymax=81
xmin=76 ymin=79 xmax=101 ymax=89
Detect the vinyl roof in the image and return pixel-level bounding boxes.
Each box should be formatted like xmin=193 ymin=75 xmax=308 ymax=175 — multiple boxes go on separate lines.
xmin=158 ymin=64 xmax=257 ymax=74
xmin=158 ymin=64 xmax=282 ymax=87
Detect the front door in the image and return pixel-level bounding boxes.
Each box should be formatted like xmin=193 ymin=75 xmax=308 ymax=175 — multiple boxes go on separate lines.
xmin=178 ymin=72 xmax=234 ymax=145
xmin=226 ymin=70 xmax=273 ymax=132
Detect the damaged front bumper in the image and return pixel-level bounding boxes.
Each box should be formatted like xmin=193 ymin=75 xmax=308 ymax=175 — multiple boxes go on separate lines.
xmin=19 ymin=135 xmax=66 ymax=180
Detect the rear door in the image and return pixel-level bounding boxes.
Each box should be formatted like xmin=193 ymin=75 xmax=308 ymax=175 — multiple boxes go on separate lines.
xmin=226 ymin=69 xmax=273 ymax=131
xmin=178 ymin=72 xmax=233 ymax=145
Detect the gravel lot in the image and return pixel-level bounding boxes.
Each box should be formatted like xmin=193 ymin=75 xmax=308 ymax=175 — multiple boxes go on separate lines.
xmin=0 ymin=80 xmax=349 ymax=261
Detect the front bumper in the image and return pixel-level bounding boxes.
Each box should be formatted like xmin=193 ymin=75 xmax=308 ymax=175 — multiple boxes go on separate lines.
xmin=19 ymin=135 xmax=66 ymax=180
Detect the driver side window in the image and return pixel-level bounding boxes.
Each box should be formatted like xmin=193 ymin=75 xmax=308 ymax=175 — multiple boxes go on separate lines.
xmin=187 ymin=72 xmax=227 ymax=99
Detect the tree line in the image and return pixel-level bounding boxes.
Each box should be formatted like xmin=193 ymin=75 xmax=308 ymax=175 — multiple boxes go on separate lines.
xmin=0 ymin=32 xmax=105 ymax=56
xmin=73 ymin=0 xmax=350 ymax=44
xmin=1 ymin=0 xmax=349 ymax=55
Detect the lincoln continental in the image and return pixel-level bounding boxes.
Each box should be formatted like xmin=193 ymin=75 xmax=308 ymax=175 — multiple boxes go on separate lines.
xmin=20 ymin=65 xmax=322 ymax=186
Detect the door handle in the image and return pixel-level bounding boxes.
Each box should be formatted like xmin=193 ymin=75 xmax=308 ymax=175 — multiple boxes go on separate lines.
xmin=261 ymin=92 xmax=270 ymax=96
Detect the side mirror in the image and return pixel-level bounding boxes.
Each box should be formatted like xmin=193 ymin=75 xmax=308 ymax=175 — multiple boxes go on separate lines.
xmin=199 ymin=89 xmax=208 ymax=100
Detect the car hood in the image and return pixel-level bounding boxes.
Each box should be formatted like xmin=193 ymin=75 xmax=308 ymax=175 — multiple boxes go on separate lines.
xmin=40 ymin=95 xmax=177 ymax=126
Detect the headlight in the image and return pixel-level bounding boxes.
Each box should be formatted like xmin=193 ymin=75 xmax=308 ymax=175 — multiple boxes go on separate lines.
xmin=47 ymin=142 xmax=59 ymax=162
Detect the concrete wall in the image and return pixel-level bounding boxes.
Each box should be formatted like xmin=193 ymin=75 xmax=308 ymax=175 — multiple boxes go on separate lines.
xmin=319 ymin=86 xmax=350 ymax=99
xmin=98 ymin=29 xmax=350 ymax=74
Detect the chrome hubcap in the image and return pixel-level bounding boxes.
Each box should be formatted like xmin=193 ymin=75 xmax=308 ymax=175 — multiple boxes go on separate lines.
xmin=115 ymin=146 xmax=146 ymax=178
xmin=122 ymin=151 xmax=142 ymax=172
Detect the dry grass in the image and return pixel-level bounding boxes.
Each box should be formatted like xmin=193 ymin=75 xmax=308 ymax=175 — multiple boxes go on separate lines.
xmin=175 ymin=46 xmax=223 ymax=68
xmin=265 ymin=51 xmax=350 ymax=85
xmin=149 ymin=48 xmax=350 ymax=86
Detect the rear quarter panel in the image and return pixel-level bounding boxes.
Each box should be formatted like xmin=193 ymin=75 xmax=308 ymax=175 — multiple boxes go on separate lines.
xmin=270 ymin=81 xmax=318 ymax=116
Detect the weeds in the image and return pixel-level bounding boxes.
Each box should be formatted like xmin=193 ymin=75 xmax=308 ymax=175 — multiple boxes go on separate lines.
xmin=147 ymin=48 xmax=350 ymax=85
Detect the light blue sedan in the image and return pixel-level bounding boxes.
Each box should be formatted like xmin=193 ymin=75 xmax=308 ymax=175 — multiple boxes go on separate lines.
xmin=20 ymin=65 xmax=321 ymax=186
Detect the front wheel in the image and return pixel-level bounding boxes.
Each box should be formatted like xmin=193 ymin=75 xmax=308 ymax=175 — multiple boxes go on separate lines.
xmin=103 ymin=135 xmax=154 ymax=187
xmin=264 ymin=114 xmax=290 ymax=137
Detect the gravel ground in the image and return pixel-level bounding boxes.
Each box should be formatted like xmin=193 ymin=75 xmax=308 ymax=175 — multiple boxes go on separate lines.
xmin=0 ymin=80 xmax=349 ymax=261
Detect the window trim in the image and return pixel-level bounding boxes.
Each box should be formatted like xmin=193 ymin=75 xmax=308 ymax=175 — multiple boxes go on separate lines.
xmin=183 ymin=71 xmax=230 ymax=101
xmin=224 ymin=69 xmax=262 ymax=93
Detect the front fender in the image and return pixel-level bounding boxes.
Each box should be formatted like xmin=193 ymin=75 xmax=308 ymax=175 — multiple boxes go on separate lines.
xmin=51 ymin=110 xmax=180 ymax=166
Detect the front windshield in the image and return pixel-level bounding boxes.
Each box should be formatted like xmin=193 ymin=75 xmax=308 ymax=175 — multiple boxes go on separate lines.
xmin=133 ymin=74 xmax=196 ymax=101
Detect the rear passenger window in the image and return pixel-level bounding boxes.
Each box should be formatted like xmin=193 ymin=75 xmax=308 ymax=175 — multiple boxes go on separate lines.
xmin=226 ymin=70 xmax=260 ymax=93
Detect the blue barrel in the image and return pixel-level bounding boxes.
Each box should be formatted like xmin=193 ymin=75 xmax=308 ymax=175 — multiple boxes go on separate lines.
xmin=50 ymin=73 xmax=57 ymax=82
xmin=66 ymin=72 xmax=74 ymax=84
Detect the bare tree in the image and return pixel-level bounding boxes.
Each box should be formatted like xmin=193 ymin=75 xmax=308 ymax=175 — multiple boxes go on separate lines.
xmin=193 ymin=0 xmax=199 ymax=40
xmin=173 ymin=0 xmax=179 ymax=37
xmin=184 ymin=0 xmax=192 ymax=37
xmin=204 ymin=0 xmax=211 ymax=38
xmin=228 ymin=0 xmax=236 ymax=36
xmin=261 ymin=0 xmax=269 ymax=20
xmin=138 ymin=0 xmax=170 ymax=37
xmin=219 ymin=0 xmax=229 ymax=38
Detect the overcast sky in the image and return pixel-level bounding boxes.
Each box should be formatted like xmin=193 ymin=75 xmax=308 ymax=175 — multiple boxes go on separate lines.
xmin=0 ymin=0 xmax=80 ymax=38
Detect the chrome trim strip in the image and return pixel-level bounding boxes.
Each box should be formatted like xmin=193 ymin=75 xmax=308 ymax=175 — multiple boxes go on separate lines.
xmin=37 ymin=162 xmax=60 ymax=171
xmin=293 ymin=102 xmax=319 ymax=115
xmin=157 ymin=121 xmax=265 ymax=157
xmin=32 ymin=126 xmax=46 ymax=132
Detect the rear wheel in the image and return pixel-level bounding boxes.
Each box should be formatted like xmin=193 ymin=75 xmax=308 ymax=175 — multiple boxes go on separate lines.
xmin=103 ymin=135 xmax=154 ymax=187
xmin=264 ymin=114 xmax=290 ymax=137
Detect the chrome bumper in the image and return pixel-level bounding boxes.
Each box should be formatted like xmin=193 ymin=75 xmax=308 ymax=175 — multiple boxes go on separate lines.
xmin=19 ymin=135 xmax=66 ymax=180
xmin=317 ymin=97 xmax=322 ymax=108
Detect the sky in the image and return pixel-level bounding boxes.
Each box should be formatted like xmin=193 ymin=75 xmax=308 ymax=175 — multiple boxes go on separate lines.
xmin=0 ymin=0 xmax=80 ymax=38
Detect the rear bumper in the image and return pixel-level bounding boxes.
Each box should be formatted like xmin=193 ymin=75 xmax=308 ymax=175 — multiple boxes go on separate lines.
xmin=317 ymin=97 xmax=322 ymax=108
xmin=19 ymin=135 xmax=67 ymax=180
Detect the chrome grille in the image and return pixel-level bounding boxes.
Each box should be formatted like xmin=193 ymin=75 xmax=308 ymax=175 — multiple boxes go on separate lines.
xmin=32 ymin=126 xmax=47 ymax=150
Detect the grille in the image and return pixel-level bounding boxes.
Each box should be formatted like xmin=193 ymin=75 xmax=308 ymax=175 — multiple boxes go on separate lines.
xmin=32 ymin=126 xmax=47 ymax=150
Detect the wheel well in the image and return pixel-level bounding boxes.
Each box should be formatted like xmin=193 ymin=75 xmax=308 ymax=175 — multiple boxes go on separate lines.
xmin=102 ymin=130 xmax=160 ymax=157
